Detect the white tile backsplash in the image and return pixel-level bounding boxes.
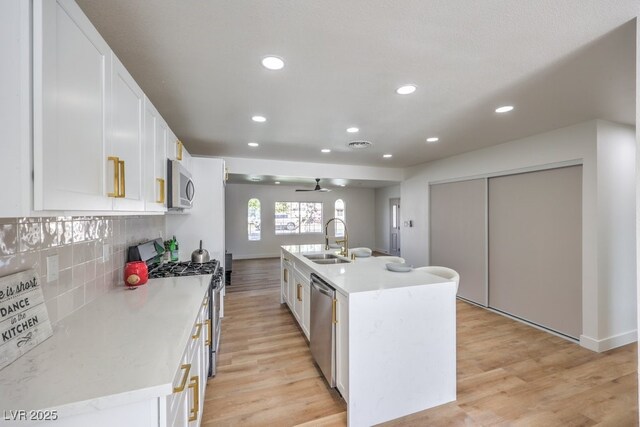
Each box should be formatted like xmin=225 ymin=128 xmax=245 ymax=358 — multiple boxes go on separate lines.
xmin=0 ymin=215 xmax=166 ymax=324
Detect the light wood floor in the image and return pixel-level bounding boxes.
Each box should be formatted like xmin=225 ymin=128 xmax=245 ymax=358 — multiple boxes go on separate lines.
xmin=203 ymin=258 xmax=638 ymax=426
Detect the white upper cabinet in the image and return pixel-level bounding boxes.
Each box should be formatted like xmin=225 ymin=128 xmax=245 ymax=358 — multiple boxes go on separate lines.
xmin=143 ymin=97 xmax=167 ymax=212
xmin=109 ymin=54 xmax=145 ymax=211
xmin=33 ymin=0 xmax=113 ymax=211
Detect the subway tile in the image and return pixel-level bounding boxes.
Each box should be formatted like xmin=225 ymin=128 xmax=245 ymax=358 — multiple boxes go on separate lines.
xmin=85 ymin=260 xmax=96 ymax=282
xmin=72 ymin=220 xmax=87 ymax=243
xmin=58 ymin=245 xmax=72 ymax=270
xmin=41 ymin=278 xmax=59 ymax=301
xmin=19 ymin=222 xmax=43 ymax=252
xmin=85 ymin=279 xmax=97 ymax=304
xmin=42 ymin=221 xmax=62 ymax=248
xmin=58 ymin=267 xmax=73 ymax=294
xmin=61 ymin=221 xmax=73 ymax=245
xmin=0 ymin=224 xmax=18 ymax=256
xmin=95 ymin=274 xmax=105 ymax=295
xmin=0 ymin=252 xmax=39 ymax=278
xmin=72 ymin=263 xmax=85 ymax=288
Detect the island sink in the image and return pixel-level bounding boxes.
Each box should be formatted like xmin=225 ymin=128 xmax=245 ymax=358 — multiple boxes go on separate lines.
xmin=304 ymin=254 xmax=350 ymax=264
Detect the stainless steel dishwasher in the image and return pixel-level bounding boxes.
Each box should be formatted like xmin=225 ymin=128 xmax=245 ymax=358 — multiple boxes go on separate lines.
xmin=310 ymin=273 xmax=336 ymax=387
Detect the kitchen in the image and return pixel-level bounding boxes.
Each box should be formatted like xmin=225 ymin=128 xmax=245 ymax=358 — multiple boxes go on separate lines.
xmin=0 ymin=0 xmax=638 ymax=426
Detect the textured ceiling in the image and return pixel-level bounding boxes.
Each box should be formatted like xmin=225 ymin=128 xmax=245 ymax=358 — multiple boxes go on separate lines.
xmin=76 ymin=0 xmax=637 ymax=168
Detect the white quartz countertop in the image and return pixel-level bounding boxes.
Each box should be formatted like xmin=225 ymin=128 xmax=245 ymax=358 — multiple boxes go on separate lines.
xmin=282 ymin=245 xmax=451 ymax=295
xmin=0 ymin=275 xmax=211 ymax=412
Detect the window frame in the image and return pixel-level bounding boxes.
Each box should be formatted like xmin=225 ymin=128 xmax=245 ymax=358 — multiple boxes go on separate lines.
xmin=334 ymin=199 xmax=345 ymax=237
xmin=274 ymin=201 xmax=324 ymax=235
xmin=247 ymin=198 xmax=261 ymax=241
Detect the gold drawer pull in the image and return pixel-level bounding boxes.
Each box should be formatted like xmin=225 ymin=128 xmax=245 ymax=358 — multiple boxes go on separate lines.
xmin=156 ymin=178 xmax=165 ymax=204
xmin=297 ymin=283 xmax=302 ymax=301
xmin=188 ymin=375 xmax=199 ymax=422
xmin=173 ymin=363 xmax=191 ymax=393
xmin=205 ymin=319 xmax=212 ymax=346
xmin=118 ymin=159 xmax=126 ymax=198
xmin=107 ymin=156 xmax=120 ymax=197
xmin=192 ymin=323 xmax=202 ymax=339
xmin=202 ymin=297 xmax=208 ymax=307
xmin=332 ymin=298 xmax=337 ymax=325
xmin=177 ymin=140 xmax=183 ymax=161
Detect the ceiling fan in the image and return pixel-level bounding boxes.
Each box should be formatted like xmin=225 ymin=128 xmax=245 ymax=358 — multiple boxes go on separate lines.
xmin=295 ymin=178 xmax=331 ymax=192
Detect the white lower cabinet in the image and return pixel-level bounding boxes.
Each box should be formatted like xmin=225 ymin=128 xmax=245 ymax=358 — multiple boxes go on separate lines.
xmin=335 ymin=291 xmax=349 ymax=401
xmin=168 ymin=297 xmax=208 ymax=427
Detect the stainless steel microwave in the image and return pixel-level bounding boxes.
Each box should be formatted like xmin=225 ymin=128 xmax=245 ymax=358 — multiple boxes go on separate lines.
xmin=167 ymin=159 xmax=195 ymax=209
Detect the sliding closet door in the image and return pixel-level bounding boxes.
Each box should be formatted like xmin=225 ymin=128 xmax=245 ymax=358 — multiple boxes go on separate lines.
xmin=430 ymin=179 xmax=487 ymax=305
xmin=488 ymin=165 xmax=582 ymax=339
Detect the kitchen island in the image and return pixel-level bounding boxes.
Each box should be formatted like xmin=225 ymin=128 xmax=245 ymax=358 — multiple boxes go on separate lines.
xmin=281 ymin=245 xmax=457 ymax=426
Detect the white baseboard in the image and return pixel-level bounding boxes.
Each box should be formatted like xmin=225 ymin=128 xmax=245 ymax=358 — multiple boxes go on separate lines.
xmin=580 ymin=330 xmax=638 ymax=352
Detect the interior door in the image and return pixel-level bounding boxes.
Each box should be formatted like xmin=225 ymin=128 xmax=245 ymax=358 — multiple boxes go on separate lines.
xmin=488 ymin=165 xmax=582 ymax=339
xmin=389 ymin=198 xmax=401 ymax=256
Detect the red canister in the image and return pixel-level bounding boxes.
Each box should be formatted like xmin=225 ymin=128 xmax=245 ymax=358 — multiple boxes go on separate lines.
xmin=124 ymin=261 xmax=148 ymax=286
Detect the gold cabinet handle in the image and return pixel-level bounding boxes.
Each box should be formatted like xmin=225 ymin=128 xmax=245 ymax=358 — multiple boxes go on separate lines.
xmin=283 ymin=268 xmax=288 ymax=282
xmin=192 ymin=323 xmax=202 ymax=339
xmin=156 ymin=178 xmax=165 ymax=204
xmin=118 ymin=159 xmax=126 ymax=198
xmin=188 ymin=375 xmax=199 ymax=422
xmin=202 ymin=297 xmax=208 ymax=307
xmin=297 ymin=283 xmax=302 ymax=301
xmin=107 ymin=156 xmax=120 ymax=197
xmin=177 ymin=140 xmax=183 ymax=161
xmin=205 ymin=319 xmax=212 ymax=346
xmin=332 ymin=298 xmax=337 ymax=324
xmin=173 ymin=363 xmax=191 ymax=393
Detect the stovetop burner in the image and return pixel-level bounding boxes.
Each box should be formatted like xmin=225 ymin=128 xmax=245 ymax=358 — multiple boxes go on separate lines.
xmin=148 ymin=260 xmax=220 ymax=279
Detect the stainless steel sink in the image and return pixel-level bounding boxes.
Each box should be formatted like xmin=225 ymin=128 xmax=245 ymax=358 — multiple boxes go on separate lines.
xmin=304 ymin=254 xmax=340 ymax=260
xmin=312 ymin=258 xmax=351 ymax=265
xmin=304 ymin=253 xmax=350 ymax=264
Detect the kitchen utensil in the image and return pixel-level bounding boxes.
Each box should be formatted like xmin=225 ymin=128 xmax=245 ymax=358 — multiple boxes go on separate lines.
xmin=124 ymin=261 xmax=148 ymax=286
xmin=191 ymin=240 xmax=211 ymax=263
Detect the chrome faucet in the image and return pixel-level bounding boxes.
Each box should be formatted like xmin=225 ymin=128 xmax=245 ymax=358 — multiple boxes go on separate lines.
xmin=324 ymin=218 xmax=349 ymax=258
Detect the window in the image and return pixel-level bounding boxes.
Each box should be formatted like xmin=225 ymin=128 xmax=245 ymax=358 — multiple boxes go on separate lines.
xmin=248 ymin=198 xmax=261 ymax=241
xmin=275 ymin=202 xmax=323 ymax=235
xmin=335 ymin=199 xmax=345 ymax=237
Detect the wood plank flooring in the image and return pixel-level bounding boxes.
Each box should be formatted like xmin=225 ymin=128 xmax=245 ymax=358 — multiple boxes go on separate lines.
xmin=203 ymin=258 xmax=638 ymax=426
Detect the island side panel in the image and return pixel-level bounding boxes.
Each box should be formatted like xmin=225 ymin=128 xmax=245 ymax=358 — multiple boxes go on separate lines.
xmin=347 ymin=281 xmax=457 ymax=426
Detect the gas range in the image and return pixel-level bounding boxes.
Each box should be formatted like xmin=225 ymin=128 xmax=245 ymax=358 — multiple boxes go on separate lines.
xmin=148 ymin=260 xmax=220 ymax=279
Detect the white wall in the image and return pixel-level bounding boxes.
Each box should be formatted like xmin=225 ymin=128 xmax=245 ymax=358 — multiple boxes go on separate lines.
xmin=166 ymin=157 xmax=226 ymax=267
xmin=401 ymin=119 xmax=636 ymax=351
xmin=374 ymin=185 xmax=400 ymax=254
xmin=225 ymin=183 xmax=375 ymax=259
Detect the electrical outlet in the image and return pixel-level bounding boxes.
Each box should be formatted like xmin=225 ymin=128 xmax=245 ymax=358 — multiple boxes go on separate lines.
xmin=46 ymin=255 xmax=59 ymax=283
xmin=103 ymin=244 xmax=110 ymax=262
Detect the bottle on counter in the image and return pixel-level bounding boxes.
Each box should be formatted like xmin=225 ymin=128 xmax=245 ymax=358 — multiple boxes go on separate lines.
xmin=170 ymin=235 xmax=179 ymax=262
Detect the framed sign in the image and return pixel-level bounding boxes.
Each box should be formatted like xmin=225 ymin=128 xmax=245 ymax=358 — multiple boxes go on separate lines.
xmin=0 ymin=269 xmax=53 ymax=371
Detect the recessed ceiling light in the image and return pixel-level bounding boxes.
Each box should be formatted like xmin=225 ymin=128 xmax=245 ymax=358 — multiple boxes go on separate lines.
xmin=340 ymin=184 xmax=346 ymax=187
xmin=262 ymin=56 xmax=284 ymax=70
xmin=426 ymin=137 xmax=439 ymax=143
xmin=250 ymin=177 xmax=260 ymax=182
xmin=275 ymin=181 xmax=280 ymax=185
xmin=248 ymin=142 xmax=259 ymax=147
xmin=383 ymin=154 xmax=393 ymax=158
xmin=346 ymin=127 xmax=359 ymax=133
xmin=252 ymin=115 xmax=267 ymax=122
xmin=321 ymin=149 xmax=331 ymax=153
xmin=495 ymin=105 xmax=514 ymax=113
xmin=396 ymin=84 xmax=417 ymax=95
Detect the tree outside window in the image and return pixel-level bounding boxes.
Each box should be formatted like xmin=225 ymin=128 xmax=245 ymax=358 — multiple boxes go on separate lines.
xmin=275 ymin=202 xmax=323 ymax=235
xmin=248 ymin=198 xmax=261 ymax=241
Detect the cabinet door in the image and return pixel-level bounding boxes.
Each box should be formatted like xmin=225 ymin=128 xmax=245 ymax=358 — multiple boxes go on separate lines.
xmin=293 ymin=272 xmax=303 ymax=322
xmin=281 ymin=257 xmax=291 ymax=304
xmin=302 ymin=279 xmax=310 ymax=339
xmin=143 ymin=98 xmax=167 ymax=212
xmin=167 ymin=130 xmax=179 ymax=161
xmin=335 ymin=291 xmax=349 ymax=401
xmin=34 ymin=0 xmax=113 ymax=211
xmin=287 ymin=265 xmax=296 ymax=312
xmin=109 ymin=54 xmax=144 ymax=211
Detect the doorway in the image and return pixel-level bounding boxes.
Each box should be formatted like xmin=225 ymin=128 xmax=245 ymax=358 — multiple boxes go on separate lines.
xmin=389 ymin=198 xmax=401 ymax=256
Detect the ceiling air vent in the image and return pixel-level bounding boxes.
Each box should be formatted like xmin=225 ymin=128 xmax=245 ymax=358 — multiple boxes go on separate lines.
xmin=348 ymin=140 xmax=372 ymax=149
